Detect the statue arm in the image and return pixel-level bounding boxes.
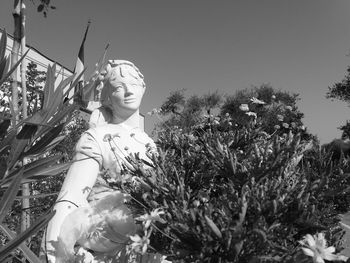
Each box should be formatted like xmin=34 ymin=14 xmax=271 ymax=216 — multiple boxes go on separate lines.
xmin=44 ymin=155 xmax=100 ymax=262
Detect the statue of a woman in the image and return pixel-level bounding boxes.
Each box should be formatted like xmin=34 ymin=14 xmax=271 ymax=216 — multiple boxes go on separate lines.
xmin=42 ymin=60 xmax=158 ymax=262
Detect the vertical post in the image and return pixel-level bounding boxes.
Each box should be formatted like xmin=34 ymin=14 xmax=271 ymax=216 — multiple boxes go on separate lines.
xmin=10 ymin=0 xmax=21 ymax=125
xmin=21 ymin=2 xmax=27 ymax=119
xmin=20 ymin=2 xmax=31 ymax=238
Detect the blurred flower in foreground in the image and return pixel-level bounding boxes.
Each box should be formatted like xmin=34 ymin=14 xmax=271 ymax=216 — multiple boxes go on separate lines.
xmin=277 ymin=114 xmax=284 ymax=121
xmin=130 ymin=234 xmax=150 ymax=254
xmin=250 ymin=97 xmax=266 ymax=105
xmin=246 ymin=111 xmax=257 ymax=118
xmin=282 ymin=123 xmax=289 ymax=129
xmin=299 ymin=233 xmax=348 ymax=263
xmin=285 ymin=105 xmax=293 ymax=111
xmin=274 ymin=125 xmax=280 ymax=130
xmin=161 ymin=256 xmax=172 ymax=263
xmin=239 ymin=104 xmax=249 ymax=112
xmin=135 ymin=208 xmax=166 ymax=229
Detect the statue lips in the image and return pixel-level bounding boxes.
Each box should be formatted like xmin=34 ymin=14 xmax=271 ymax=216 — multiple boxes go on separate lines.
xmin=124 ymin=98 xmax=137 ymax=104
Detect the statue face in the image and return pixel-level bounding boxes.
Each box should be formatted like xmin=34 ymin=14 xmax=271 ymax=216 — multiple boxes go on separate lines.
xmin=106 ymin=65 xmax=145 ymax=118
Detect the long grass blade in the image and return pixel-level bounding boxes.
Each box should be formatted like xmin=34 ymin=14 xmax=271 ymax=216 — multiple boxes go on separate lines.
xmin=0 ymin=212 xmax=55 ymax=263
xmin=0 ymin=224 xmax=40 ymax=263
xmin=1 ymin=155 xmax=62 ymax=187
xmin=0 ymin=169 xmax=23 ymax=223
xmin=0 ymin=30 xmax=7 ymax=60
xmin=7 ymin=124 xmax=38 ymax=169
xmin=0 ymin=49 xmax=29 ymax=87
xmin=24 ymin=123 xmax=64 ymax=156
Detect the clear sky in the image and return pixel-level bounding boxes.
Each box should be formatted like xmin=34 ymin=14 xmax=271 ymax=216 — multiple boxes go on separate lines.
xmin=1 ymin=0 xmax=350 ymax=143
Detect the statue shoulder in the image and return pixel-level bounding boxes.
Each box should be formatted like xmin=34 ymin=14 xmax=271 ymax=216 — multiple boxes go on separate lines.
xmin=89 ymin=106 xmax=112 ymax=129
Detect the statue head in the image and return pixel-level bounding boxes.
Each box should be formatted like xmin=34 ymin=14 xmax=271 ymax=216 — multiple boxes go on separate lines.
xmin=90 ymin=60 xmax=146 ymax=126
xmin=100 ymin=60 xmax=145 ymax=118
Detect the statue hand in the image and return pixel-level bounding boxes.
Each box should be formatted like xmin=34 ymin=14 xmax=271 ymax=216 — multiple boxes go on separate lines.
xmin=74 ymin=247 xmax=95 ymax=263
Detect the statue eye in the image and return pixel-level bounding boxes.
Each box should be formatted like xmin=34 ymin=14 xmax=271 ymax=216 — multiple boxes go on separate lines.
xmin=113 ymin=85 xmax=123 ymax=92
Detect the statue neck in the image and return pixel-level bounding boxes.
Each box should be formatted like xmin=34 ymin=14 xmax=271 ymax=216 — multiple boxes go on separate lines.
xmin=111 ymin=109 xmax=140 ymax=129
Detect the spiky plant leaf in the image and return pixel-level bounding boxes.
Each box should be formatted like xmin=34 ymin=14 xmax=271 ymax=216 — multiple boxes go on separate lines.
xmin=42 ymin=64 xmax=56 ymax=112
xmin=24 ymin=123 xmax=65 ymax=157
xmin=26 ymin=161 xmax=70 ymax=177
xmin=7 ymin=124 xmax=37 ymax=169
xmin=0 ymin=224 xmax=41 ymax=263
xmin=0 ymin=49 xmax=29 ymax=87
xmin=0 ymin=29 xmax=7 ymax=61
xmin=1 ymin=155 xmax=62 ymax=186
xmin=0 ymin=169 xmax=23 ymax=223
xmin=0 ymin=119 xmax=10 ymax=138
xmin=0 ymin=212 xmax=55 ymax=263
xmin=25 ymin=135 xmax=65 ymax=159
xmin=0 ymin=55 xmax=10 ymax=79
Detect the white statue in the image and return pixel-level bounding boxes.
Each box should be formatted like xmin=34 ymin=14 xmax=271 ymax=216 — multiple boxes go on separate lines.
xmin=42 ymin=60 xmax=159 ymax=262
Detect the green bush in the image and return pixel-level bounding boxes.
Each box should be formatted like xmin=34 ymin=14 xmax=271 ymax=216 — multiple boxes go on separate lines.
xmin=111 ymin=112 xmax=350 ymax=263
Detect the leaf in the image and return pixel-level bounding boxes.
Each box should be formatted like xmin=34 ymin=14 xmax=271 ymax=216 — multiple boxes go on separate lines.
xmin=3 ymin=155 xmax=61 ymax=183
xmin=37 ymin=4 xmax=44 ymax=12
xmin=0 ymin=156 xmax=7 ymax=180
xmin=0 ymin=55 xmax=10 ymax=79
xmin=0 ymin=49 xmax=29 ymax=87
xmin=26 ymin=162 xmax=70 ymax=177
xmin=0 ymin=224 xmax=41 ymax=263
xmin=68 ymin=70 xmax=86 ymax=96
xmin=46 ymin=66 xmax=65 ymax=118
xmin=24 ymin=123 xmax=64 ymax=156
xmin=47 ymin=103 xmax=77 ymax=126
xmin=54 ymin=74 xmax=75 ymax=105
xmin=0 ymin=29 xmax=7 ymax=60
xmin=204 ymin=215 xmax=222 ymax=239
xmin=59 ymin=73 xmax=75 ymax=96
xmin=7 ymin=124 xmax=38 ymax=169
xmin=42 ymin=64 xmax=55 ymax=113
xmin=0 ymin=212 xmax=55 ymax=263
xmin=0 ymin=119 xmax=10 ymax=138
xmin=27 ymin=135 xmax=65 ymax=159
xmin=0 ymin=169 xmax=23 ymax=223
xmin=16 ymin=124 xmax=37 ymax=139
xmin=0 ymin=129 xmax=16 ymax=153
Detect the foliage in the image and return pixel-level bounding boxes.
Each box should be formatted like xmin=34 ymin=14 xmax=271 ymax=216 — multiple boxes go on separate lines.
xmin=1 ymin=61 xmax=47 ymax=118
xmin=327 ymin=66 xmax=350 ymax=104
xmin=117 ymin=106 xmax=350 ymax=262
xmin=156 ymin=85 xmax=314 ymax=142
xmin=339 ymin=121 xmax=350 ymax=140
xmin=326 ymin=67 xmax=350 ymax=140
xmin=157 ymin=90 xmax=223 ymax=131
xmin=25 ymin=61 xmax=46 ymax=115
xmin=0 ymin=30 xmax=82 ymax=262
xmin=30 ymin=0 xmax=57 ymax=17
xmin=220 ymin=84 xmax=313 ymax=141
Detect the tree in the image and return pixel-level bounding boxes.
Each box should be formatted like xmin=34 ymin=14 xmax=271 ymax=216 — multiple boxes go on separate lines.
xmin=156 ymin=85 xmax=313 ymax=141
xmin=221 ymin=84 xmax=313 ymax=140
xmin=25 ymin=61 xmax=46 ymax=114
xmin=327 ymin=66 xmax=350 ymax=103
xmin=327 ymin=67 xmax=350 ymax=139
xmin=157 ymin=90 xmax=223 ymax=131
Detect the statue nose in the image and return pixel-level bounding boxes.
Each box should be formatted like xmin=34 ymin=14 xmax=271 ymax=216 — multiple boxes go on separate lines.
xmin=124 ymin=85 xmax=134 ymax=96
